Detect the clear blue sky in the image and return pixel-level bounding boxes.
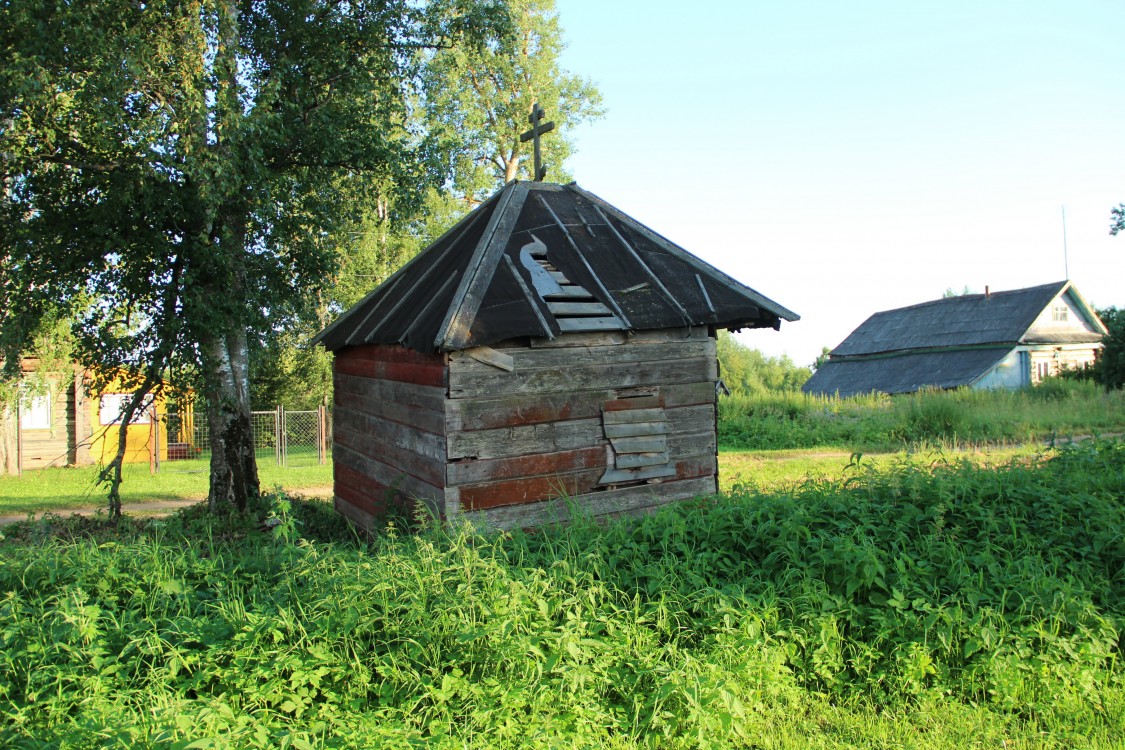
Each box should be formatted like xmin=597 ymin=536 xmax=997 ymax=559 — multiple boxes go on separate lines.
xmin=553 ymin=0 xmax=1125 ymax=365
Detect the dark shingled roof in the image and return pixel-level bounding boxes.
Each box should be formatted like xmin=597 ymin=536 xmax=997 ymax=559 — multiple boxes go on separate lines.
xmin=833 ymin=281 xmax=1071 ymax=356
xmin=315 ymin=181 xmax=798 ymax=353
xmin=804 ymin=348 xmax=1013 ymax=398
xmin=803 ymin=281 xmax=1107 ymax=397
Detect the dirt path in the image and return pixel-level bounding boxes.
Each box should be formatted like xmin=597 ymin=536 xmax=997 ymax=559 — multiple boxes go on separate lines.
xmin=0 ymin=485 xmax=334 ymax=527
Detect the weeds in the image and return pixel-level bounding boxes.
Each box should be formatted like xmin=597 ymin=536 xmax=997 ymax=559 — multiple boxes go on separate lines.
xmin=719 ymin=379 xmax=1125 ymax=451
xmin=1 ymin=441 xmax=1123 ymax=747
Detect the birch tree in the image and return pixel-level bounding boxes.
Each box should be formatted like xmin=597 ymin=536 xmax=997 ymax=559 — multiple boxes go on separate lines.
xmin=0 ymin=0 xmax=506 ymax=514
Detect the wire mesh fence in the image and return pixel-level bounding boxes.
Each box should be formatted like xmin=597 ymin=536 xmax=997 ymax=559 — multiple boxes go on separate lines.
xmin=155 ymin=406 xmax=329 ymax=473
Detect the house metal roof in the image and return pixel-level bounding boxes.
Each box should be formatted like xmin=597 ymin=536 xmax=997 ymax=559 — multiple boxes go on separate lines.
xmin=832 ymin=281 xmax=1089 ymax=357
xmin=315 ymin=181 xmax=799 ymax=353
xmin=804 ymin=348 xmax=1013 ymax=398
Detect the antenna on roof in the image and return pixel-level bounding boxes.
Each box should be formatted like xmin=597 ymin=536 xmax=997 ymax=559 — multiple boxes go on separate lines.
xmin=1061 ymin=205 xmax=1069 ymax=279
xmin=519 ymin=102 xmax=555 ymax=182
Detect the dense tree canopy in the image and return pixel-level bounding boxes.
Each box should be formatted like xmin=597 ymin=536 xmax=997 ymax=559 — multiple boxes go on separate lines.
xmin=0 ymin=0 xmax=508 ymax=513
xmin=248 ymin=0 xmax=604 ymax=409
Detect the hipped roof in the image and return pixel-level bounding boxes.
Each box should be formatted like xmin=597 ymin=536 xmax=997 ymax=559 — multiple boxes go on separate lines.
xmin=315 ymin=181 xmax=798 ymax=353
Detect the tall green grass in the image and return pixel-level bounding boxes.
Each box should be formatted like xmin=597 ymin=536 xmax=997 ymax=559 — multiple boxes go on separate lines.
xmin=719 ymin=379 xmax=1125 ymax=451
xmin=2 ymin=440 xmax=1123 ymax=747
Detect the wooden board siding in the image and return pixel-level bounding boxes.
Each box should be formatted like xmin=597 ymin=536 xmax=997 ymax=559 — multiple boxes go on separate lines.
xmin=444 ymin=329 xmax=719 ymax=522
xmin=458 ymin=476 xmax=719 ymax=530
xmin=18 ymin=381 xmax=71 ymax=470
xmin=332 ymin=331 xmax=720 ymax=531
xmin=333 ymin=345 xmax=448 ymax=525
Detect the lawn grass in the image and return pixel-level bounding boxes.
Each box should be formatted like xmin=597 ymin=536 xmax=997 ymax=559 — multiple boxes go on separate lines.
xmin=1 ymin=439 xmax=1122 ymax=748
xmin=0 ymin=459 xmax=332 ymax=515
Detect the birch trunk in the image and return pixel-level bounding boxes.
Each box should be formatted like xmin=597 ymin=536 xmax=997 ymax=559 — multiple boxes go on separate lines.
xmin=203 ymin=327 xmax=259 ymax=512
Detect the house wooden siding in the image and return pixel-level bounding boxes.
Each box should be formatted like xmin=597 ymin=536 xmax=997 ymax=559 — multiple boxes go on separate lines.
xmin=332 ymin=327 xmax=720 ymax=531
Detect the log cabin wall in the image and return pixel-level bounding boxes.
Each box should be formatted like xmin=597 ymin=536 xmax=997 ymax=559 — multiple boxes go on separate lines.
xmin=332 ymin=345 xmax=449 ymax=530
xmin=444 ymin=327 xmax=719 ymax=529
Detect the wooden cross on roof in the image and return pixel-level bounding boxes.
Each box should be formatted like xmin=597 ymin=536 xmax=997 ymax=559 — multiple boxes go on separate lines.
xmin=519 ymin=102 xmax=555 ymax=181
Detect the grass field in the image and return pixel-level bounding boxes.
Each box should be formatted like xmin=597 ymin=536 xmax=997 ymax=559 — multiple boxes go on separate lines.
xmin=1 ymin=438 xmax=1122 ymax=748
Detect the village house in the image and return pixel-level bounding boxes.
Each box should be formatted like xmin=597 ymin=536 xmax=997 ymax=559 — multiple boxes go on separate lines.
xmin=1 ymin=361 xmax=179 ymax=475
xmin=315 ymin=179 xmax=798 ymax=530
xmin=803 ymin=281 xmax=1107 ymax=398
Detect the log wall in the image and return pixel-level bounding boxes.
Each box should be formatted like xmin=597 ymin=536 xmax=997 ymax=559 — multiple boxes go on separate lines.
xmin=332 ymin=328 xmax=720 ymax=532
xmin=444 ymin=327 xmax=718 ymax=529
xmin=332 ymin=345 xmax=448 ymax=529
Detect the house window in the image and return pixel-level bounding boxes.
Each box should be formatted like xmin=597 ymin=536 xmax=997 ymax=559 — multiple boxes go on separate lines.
xmin=20 ymin=393 xmax=51 ymax=430
xmin=1052 ymin=304 xmax=1069 ymax=322
xmin=99 ymin=393 xmax=153 ymax=426
xmin=1036 ymin=361 xmax=1051 ymax=381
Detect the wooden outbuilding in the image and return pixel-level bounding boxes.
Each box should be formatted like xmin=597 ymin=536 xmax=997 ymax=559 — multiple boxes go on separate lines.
xmin=315 ymin=180 xmax=798 ymax=530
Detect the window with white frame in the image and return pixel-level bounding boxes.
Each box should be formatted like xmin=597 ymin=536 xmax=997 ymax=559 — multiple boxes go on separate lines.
xmin=1052 ymin=303 xmax=1069 ymax=322
xmin=99 ymin=393 xmax=153 ymax=425
xmin=20 ymin=393 xmax=52 ymax=430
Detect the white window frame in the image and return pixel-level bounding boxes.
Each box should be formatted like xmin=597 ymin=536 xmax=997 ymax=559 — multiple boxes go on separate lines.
xmin=99 ymin=393 xmax=154 ymax=426
xmin=20 ymin=393 xmax=52 ymax=430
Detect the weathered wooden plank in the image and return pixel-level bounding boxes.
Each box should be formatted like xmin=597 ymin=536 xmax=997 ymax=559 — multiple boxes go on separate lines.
xmin=446 ymin=381 xmax=712 ymax=432
xmin=448 ymin=417 xmax=604 ymax=460
xmin=668 ymin=430 xmax=718 ymax=458
xmin=459 ymin=476 xmax=718 ymax=530
xmin=334 ymin=373 xmax=446 ymax=413
xmin=335 ymin=425 xmax=445 ymax=487
xmin=604 ymin=455 xmax=715 ymax=485
xmin=334 ymin=444 xmax=444 ymax=508
xmin=546 ymin=301 xmax=613 ymax=316
xmin=603 ymin=421 xmax=669 ymax=439
xmin=338 ymin=344 xmax=446 ymax=367
xmin=449 ymin=339 xmax=712 ymax=375
xmin=334 ymin=356 xmax=446 ymax=388
xmin=457 ymin=467 xmax=605 ymax=511
xmin=603 ymin=394 xmax=665 ymax=411
xmin=437 ymin=182 xmax=529 ymax=351
xmin=501 ymin=254 xmax=555 ymax=339
xmin=447 ymin=446 xmax=605 ymax=486
xmin=613 ymin=451 xmax=670 ymax=469
xmin=464 ymin=346 xmax=516 ymax=372
xmin=334 ymin=495 xmax=379 ymax=532
xmin=603 ymin=407 xmax=667 ymax=424
xmin=449 ymin=404 xmax=714 ymax=460
xmin=544 ymin=285 xmax=594 ymax=300
xmin=557 ymin=317 xmax=624 ymax=332
xmin=599 ymin=464 xmax=677 ymax=484
xmin=610 ymin=435 xmax=667 ymax=454
xmin=449 ymin=357 xmax=717 ymax=399
xmin=336 ymin=408 xmax=446 ymax=461
xmin=529 ymin=326 xmax=709 ymax=349
xmin=333 ymin=386 xmax=446 ymax=436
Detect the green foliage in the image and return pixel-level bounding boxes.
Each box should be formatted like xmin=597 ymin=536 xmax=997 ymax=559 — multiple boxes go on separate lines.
xmin=1 ymin=442 xmax=1124 ymax=747
xmin=1 ymin=0 xmax=510 ymax=506
xmin=719 ymin=379 xmax=1125 ymax=451
xmin=1110 ymin=203 xmax=1124 ymax=236
xmin=1093 ymin=306 xmax=1125 ymax=390
xmin=716 ymin=330 xmax=811 ymax=396
xmin=422 ymin=0 xmax=605 ymax=197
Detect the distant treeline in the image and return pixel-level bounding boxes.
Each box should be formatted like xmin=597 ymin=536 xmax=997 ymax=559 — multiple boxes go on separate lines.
xmin=715 ymin=330 xmax=812 ymax=396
